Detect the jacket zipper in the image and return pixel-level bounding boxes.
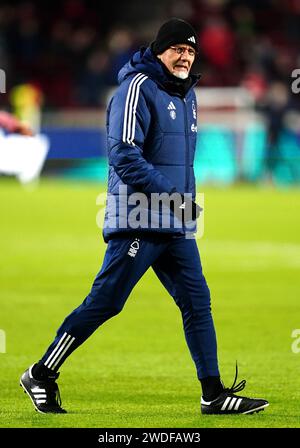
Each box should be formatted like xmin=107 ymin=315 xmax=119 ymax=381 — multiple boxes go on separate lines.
xmin=183 ymin=97 xmax=190 ymax=193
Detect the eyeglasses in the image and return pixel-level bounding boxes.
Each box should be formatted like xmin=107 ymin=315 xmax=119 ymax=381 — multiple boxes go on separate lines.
xmin=169 ymin=46 xmax=196 ymax=57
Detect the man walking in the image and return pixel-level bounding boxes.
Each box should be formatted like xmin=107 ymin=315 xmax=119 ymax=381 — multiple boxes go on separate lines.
xmin=20 ymin=18 xmax=268 ymax=415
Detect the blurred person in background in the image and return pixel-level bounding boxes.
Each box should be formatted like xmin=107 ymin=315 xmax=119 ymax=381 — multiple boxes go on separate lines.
xmin=0 ymin=108 xmax=49 ymax=183
xmin=106 ymin=27 xmax=135 ymax=85
xmin=20 ymin=17 xmax=268 ymax=417
xmin=259 ymin=81 xmax=295 ymax=183
xmin=10 ymin=82 xmax=43 ymax=133
xmin=1 ymin=0 xmax=300 ymax=106
xmin=199 ymin=17 xmax=239 ymax=86
xmin=76 ymin=48 xmax=110 ymax=107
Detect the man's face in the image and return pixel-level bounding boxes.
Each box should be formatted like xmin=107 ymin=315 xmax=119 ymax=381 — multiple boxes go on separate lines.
xmin=157 ymin=44 xmax=196 ymax=79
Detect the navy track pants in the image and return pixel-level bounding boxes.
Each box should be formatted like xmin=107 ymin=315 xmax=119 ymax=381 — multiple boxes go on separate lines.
xmin=41 ymin=234 xmax=220 ymax=379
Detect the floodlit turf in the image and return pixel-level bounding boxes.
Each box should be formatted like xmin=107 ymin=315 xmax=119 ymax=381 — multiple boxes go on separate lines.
xmin=1 ymin=178 xmax=300 ymax=428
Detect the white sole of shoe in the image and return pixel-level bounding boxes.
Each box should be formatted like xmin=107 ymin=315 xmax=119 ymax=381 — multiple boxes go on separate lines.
xmin=201 ymin=402 xmax=269 ymax=415
xmin=242 ymin=403 xmax=269 ymax=414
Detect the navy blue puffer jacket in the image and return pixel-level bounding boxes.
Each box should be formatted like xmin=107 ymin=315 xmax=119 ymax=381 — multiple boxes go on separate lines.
xmin=103 ymin=47 xmax=199 ymax=242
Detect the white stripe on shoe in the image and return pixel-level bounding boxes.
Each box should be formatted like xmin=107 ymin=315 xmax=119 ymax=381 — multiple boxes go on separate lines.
xmin=201 ymin=397 xmax=212 ymax=405
xmin=228 ymin=397 xmax=238 ymax=410
xmin=28 ymin=365 xmax=34 ymax=379
xmin=234 ymin=398 xmax=243 ymax=410
xmin=31 ymin=386 xmax=46 ymax=393
xmin=221 ymin=396 xmax=231 ymax=411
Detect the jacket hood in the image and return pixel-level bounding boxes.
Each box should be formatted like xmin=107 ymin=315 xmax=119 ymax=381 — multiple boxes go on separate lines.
xmin=117 ymin=46 xmax=200 ymax=94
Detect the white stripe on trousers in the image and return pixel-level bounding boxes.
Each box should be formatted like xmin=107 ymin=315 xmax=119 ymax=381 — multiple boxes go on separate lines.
xmin=44 ymin=332 xmax=75 ymax=369
xmin=50 ymin=335 xmax=75 ymax=370
xmin=122 ymin=73 xmax=148 ymax=146
xmin=44 ymin=332 xmax=68 ymax=367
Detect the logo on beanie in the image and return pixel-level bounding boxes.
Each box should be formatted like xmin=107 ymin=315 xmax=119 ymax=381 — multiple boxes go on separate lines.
xmin=188 ymin=36 xmax=196 ymax=44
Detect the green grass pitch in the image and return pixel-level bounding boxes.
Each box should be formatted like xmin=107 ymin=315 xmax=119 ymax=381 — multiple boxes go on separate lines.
xmin=1 ymin=178 xmax=300 ymax=428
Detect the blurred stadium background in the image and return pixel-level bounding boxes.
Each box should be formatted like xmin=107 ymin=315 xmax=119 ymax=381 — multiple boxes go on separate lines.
xmin=1 ymin=0 xmax=300 ymax=428
xmin=1 ymin=0 xmax=300 ymax=184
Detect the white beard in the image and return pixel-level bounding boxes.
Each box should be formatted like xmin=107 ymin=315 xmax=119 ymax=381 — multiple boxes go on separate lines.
xmin=172 ymin=70 xmax=189 ymax=80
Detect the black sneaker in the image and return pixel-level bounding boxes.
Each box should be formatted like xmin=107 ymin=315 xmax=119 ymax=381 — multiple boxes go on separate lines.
xmin=20 ymin=365 xmax=67 ymax=414
xmin=201 ymin=364 xmax=269 ymax=415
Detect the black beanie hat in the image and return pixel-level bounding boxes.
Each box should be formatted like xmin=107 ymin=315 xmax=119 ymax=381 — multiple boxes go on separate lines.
xmin=152 ymin=18 xmax=198 ymax=55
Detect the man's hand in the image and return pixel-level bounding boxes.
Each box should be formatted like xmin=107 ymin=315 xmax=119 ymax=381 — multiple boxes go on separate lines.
xmin=170 ymin=193 xmax=202 ymax=222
